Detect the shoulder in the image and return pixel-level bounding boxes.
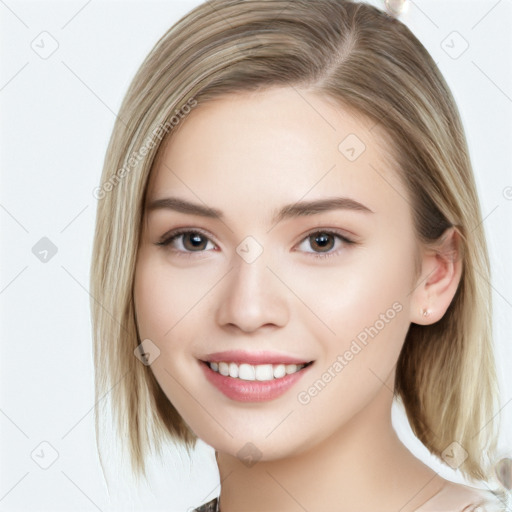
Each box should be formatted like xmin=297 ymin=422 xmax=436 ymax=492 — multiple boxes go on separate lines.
xmin=191 ymin=497 xmax=218 ymax=512
xmin=415 ymin=480 xmax=508 ymax=512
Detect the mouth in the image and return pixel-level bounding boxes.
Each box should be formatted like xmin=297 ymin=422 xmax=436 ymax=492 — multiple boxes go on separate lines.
xmin=198 ymin=354 xmax=314 ymax=402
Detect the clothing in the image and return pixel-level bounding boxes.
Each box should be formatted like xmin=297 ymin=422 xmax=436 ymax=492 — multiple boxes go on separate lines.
xmin=193 ymin=497 xmax=218 ymax=512
xmin=191 ymin=483 xmax=508 ymax=512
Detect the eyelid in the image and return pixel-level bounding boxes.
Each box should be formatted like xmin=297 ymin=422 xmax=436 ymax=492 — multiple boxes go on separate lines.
xmin=156 ymin=226 xmax=217 ymax=246
xmin=297 ymin=227 xmax=356 ymax=245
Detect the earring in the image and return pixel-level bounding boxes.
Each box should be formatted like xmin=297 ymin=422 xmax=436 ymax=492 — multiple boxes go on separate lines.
xmin=422 ymin=308 xmax=431 ymax=318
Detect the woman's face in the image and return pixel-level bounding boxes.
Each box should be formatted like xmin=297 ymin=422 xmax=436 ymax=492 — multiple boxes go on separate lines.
xmin=133 ymin=87 xmax=421 ymax=460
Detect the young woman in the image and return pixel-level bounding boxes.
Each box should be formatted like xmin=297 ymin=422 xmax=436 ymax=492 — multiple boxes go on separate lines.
xmin=90 ymin=1 xmax=510 ymax=510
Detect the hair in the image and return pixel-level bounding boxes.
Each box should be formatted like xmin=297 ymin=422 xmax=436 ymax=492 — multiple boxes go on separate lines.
xmin=90 ymin=0 xmax=501 ymax=487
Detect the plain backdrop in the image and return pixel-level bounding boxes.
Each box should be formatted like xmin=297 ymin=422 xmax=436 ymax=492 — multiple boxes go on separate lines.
xmin=0 ymin=0 xmax=511 ymax=510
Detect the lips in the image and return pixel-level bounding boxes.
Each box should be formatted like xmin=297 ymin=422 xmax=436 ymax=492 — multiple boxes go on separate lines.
xmin=198 ymin=350 xmax=314 ymax=402
xmin=201 ymin=350 xmax=311 ymax=365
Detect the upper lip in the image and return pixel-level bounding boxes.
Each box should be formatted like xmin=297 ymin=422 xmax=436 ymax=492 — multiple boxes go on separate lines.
xmin=200 ymin=350 xmax=313 ymax=365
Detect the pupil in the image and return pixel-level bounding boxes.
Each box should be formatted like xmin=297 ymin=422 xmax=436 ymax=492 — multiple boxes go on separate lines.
xmin=185 ymin=233 xmax=206 ymax=250
xmin=311 ymin=233 xmax=333 ymax=252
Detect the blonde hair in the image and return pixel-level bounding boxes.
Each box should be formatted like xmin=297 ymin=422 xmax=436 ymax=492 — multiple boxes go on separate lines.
xmin=90 ymin=0 xmax=500 ymax=485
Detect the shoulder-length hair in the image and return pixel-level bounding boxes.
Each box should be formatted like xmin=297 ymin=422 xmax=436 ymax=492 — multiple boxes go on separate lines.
xmin=90 ymin=0 xmax=500 ymax=485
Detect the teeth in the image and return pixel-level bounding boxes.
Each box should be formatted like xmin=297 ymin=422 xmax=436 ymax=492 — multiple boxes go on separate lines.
xmin=218 ymin=362 xmax=229 ymax=376
xmin=285 ymin=364 xmax=298 ymax=374
xmin=229 ymin=362 xmax=239 ymax=378
xmin=239 ymin=363 xmax=255 ymax=380
xmin=208 ymin=361 xmax=308 ymax=381
xmin=273 ymin=364 xmax=286 ymax=378
xmin=255 ymin=364 xmax=273 ymax=381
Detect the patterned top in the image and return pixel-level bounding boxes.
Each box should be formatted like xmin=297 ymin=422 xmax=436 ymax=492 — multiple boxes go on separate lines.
xmin=193 ymin=497 xmax=218 ymax=512
xmin=191 ymin=485 xmax=509 ymax=512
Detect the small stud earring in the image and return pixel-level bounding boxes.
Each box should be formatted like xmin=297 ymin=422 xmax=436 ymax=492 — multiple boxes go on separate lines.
xmin=422 ymin=308 xmax=430 ymax=318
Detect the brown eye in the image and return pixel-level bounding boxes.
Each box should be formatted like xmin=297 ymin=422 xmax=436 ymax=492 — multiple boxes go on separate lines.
xmin=308 ymin=232 xmax=335 ymax=252
xmin=296 ymin=229 xmax=355 ymax=259
xmin=156 ymin=230 xmax=216 ymax=253
xmin=182 ymin=232 xmax=209 ymax=251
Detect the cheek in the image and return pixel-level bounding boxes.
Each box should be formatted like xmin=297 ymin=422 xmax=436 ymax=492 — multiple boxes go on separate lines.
xmin=133 ymin=259 xmax=170 ymax=340
xmin=289 ymin=242 xmax=415 ymax=341
xmin=133 ymin=253 xmax=204 ymax=340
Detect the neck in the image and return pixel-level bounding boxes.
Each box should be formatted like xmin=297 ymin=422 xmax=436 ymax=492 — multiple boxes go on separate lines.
xmin=216 ymin=378 xmax=444 ymax=512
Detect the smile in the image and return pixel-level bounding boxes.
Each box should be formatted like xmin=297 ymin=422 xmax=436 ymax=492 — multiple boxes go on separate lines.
xmin=200 ymin=357 xmax=314 ymax=402
xmin=207 ymin=361 xmax=310 ymax=381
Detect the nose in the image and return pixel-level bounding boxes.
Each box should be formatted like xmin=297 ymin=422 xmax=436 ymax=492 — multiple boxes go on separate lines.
xmin=215 ymin=252 xmax=289 ymax=333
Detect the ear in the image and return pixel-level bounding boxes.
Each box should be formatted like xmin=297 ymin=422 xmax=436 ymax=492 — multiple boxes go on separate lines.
xmin=410 ymin=227 xmax=463 ymax=325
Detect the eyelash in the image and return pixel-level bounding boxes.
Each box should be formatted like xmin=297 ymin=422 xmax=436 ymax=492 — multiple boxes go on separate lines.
xmin=155 ymin=228 xmax=356 ymax=260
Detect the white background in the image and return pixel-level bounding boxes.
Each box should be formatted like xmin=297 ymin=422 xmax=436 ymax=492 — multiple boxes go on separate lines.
xmin=0 ymin=0 xmax=511 ymax=510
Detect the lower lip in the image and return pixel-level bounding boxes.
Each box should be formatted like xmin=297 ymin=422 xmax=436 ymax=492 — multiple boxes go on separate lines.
xmin=200 ymin=361 xmax=312 ymax=402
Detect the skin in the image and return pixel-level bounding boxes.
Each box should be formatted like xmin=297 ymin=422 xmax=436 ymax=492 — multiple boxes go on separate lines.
xmin=133 ymin=87 xmax=465 ymax=511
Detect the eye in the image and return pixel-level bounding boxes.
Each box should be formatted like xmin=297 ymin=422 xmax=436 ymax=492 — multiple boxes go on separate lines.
xmin=155 ymin=229 xmax=216 ymax=255
xmin=155 ymin=228 xmax=356 ymax=259
xmin=296 ymin=230 xmax=355 ymax=259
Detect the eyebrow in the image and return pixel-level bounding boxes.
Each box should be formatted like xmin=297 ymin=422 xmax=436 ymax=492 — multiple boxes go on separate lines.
xmin=146 ymin=196 xmax=374 ymax=224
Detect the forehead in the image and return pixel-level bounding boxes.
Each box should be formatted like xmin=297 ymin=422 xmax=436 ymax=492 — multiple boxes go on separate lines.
xmin=146 ymin=87 xmax=407 ymax=219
